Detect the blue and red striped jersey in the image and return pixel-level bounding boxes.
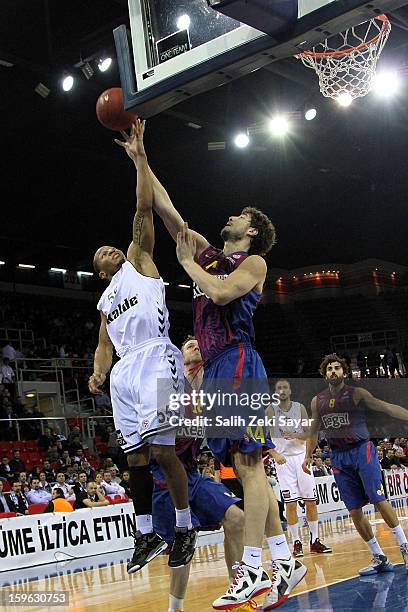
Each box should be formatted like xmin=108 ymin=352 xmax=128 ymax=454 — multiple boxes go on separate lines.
xmin=316 ymin=385 xmax=370 ymax=450
xmin=193 ymin=245 xmax=261 ymax=361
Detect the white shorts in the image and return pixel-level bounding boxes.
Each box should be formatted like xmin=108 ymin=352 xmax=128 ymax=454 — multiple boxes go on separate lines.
xmin=275 ymin=453 xmax=317 ymax=503
xmin=110 ymin=340 xmax=184 ymax=454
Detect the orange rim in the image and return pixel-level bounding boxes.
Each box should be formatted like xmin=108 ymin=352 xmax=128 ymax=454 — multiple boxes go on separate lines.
xmin=295 ymin=14 xmax=390 ymax=59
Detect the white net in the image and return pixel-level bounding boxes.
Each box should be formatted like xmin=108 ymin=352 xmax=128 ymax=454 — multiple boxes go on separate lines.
xmin=297 ymin=15 xmax=391 ymax=100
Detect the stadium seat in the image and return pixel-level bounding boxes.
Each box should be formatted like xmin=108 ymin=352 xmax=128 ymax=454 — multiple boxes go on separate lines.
xmin=105 ymin=496 xmax=114 ymax=505
xmin=28 ymin=503 xmax=48 ymax=515
xmin=0 ymin=512 xmax=17 ymax=519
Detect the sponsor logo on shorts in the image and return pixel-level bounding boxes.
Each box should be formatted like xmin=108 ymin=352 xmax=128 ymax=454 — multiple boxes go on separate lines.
xmin=377 ymin=484 xmax=384 ymax=496
xmin=223 ymin=491 xmax=236 ymax=498
xmin=142 ymin=420 xmax=149 ymax=430
xmin=281 ymin=489 xmax=291 ymax=500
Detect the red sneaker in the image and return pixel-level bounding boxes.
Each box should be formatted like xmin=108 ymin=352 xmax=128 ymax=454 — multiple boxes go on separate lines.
xmin=293 ymin=540 xmax=304 ymax=558
xmin=310 ymin=538 xmax=332 ymax=554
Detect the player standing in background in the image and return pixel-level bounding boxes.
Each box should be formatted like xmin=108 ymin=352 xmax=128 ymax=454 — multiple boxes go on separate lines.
xmin=152 ymin=335 xmax=257 ymax=612
xmin=267 ymin=380 xmax=332 ymax=558
xmin=89 ymin=120 xmax=196 ymax=573
xmin=303 ymin=353 xmax=408 ymax=575
xmin=146 ymin=168 xmax=306 ymax=608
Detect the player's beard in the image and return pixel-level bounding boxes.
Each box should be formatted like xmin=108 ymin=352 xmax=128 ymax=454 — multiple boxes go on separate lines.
xmin=328 ymin=375 xmax=344 ymax=387
xmin=220 ymin=226 xmax=231 ymax=242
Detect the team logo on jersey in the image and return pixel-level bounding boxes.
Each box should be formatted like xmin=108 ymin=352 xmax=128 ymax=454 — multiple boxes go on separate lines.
xmin=321 ymin=412 xmax=350 ymax=429
xmin=232 ymin=254 xmax=241 ymax=259
xmin=106 ymin=296 xmax=138 ymax=324
xmin=108 ymin=287 xmax=118 ymax=303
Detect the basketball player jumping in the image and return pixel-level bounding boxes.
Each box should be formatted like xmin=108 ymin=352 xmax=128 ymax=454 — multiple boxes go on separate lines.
xmin=152 ymin=335 xmax=256 ymax=612
xmin=267 ymin=380 xmax=332 ymax=558
xmin=89 ymin=119 xmax=196 ymax=573
xmin=130 ymin=151 xmax=307 ymax=609
xmin=303 ymin=353 xmax=408 ymax=574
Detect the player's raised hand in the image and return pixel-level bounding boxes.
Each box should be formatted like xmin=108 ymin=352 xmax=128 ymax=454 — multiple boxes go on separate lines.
xmin=176 ymin=222 xmax=197 ymax=266
xmin=114 ymin=118 xmax=146 ymax=161
xmin=302 ymin=456 xmax=312 ymax=475
xmin=88 ymin=372 xmax=106 ymax=395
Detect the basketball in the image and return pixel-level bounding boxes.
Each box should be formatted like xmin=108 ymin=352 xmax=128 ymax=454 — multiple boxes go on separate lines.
xmin=96 ymin=87 xmax=136 ymax=132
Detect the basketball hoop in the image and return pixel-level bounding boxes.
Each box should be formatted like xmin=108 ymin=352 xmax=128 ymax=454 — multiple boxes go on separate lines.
xmin=295 ymin=14 xmax=391 ymax=101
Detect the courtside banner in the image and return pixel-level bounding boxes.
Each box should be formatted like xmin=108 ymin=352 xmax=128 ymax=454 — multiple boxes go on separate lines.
xmin=384 ymin=469 xmax=408 ymax=501
xmin=0 ymin=504 xmax=136 ymax=572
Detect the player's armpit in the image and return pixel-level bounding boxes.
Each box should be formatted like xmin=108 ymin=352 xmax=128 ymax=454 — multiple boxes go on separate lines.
xmin=213 ymin=255 xmax=266 ymax=306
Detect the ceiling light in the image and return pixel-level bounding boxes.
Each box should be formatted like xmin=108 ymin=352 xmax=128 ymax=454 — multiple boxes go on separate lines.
xmin=163 ymin=282 xmax=170 ymax=286
xmin=372 ymin=70 xmax=399 ymax=97
xmin=305 ymin=108 xmax=317 ymax=121
xmin=177 ymin=14 xmax=191 ymax=30
xmin=269 ymin=115 xmax=289 ymax=136
xmin=77 ymin=271 xmax=93 ymax=277
xmin=50 ymin=268 xmax=67 ymax=273
xmin=336 ymin=92 xmax=353 ymax=107
xmin=62 ymin=75 xmax=74 ymax=92
xmin=18 ymin=264 xmax=35 ymax=269
xmin=177 ymin=284 xmax=191 ymax=288
xmin=234 ymin=133 xmax=250 ymax=148
xmin=0 ymin=261 xmax=5 ymax=265
xmin=98 ymin=57 xmax=112 ymax=72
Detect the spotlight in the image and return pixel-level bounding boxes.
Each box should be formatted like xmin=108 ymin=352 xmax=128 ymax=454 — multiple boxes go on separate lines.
xmin=98 ymin=57 xmax=112 ymax=72
xmin=81 ymin=62 xmax=94 ymax=80
xmin=269 ymin=116 xmax=289 ymax=136
xmin=177 ymin=284 xmax=191 ymax=288
xmin=18 ymin=264 xmax=35 ymax=269
xmin=336 ymin=92 xmax=353 ymax=107
xmin=177 ymin=14 xmax=191 ymax=30
xmin=62 ymin=75 xmax=74 ymax=92
xmin=305 ymin=108 xmax=317 ymax=121
xmin=372 ymin=70 xmax=399 ymax=97
xmin=50 ymin=268 xmax=67 ymax=273
xmin=77 ymin=271 xmax=93 ymax=277
xmin=234 ymin=133 xmax=250 ymax=148
xmin=35 ymin=82 xmax=50 ymax=98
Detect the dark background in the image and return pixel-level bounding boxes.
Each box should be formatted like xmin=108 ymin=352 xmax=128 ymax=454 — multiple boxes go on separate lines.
xmin=2 ymin=0 xmax=408 ymax=289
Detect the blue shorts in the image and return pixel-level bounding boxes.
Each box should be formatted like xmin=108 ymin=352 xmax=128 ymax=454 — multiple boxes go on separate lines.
xmin=152 ymin=469 xmax=240 ymax=547
xmin=331 ymin=441 xmax=386 ymax=511
xmin=204 ymin=343 xmax=273 ymax=466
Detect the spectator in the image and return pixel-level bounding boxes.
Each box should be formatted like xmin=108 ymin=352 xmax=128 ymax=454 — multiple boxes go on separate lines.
xmin=0 ymin=480 xmax=12 ymax=512
xmin=380 ymin=450 xmax=394 ymax=470
xmin=81 ymin=459 xmax=94 ymax=480
xmin=101 ymin=470 xmax=125 ymax=496
xmin=0 ymin=358 xmax=16 ymax=399
xmin=9 ymin=450 xmax=26 ymax=475
xmin=312 ymin=457 xmax=328 ymax=477
xmin=2 ymin=342 xmax=16 ymax=362
xmin=68 ymin=436 xmax=83 ymax=456
xmin=43 ymin=488 xmax=74 ymax=513
xmin=322 ymin=445 xmax=331 ymax=460
xmin=393 ymin=438 xmax=403 ymax=452
xmin=94 ymin=393 xmax=112 ymax=414
xmin=53 ymin=425 xmax=67 ymax=443
xmin=72 ymin=448 xmax=85 ymax=464
xmin=72 ymin=472 xmax=89 ymax=509
xmin=8 ymin=482 xmax=29 ymax=515
xmin=102 ymin=457 xmax=119 ymax=473
xmin=393 ymin=449 xmax=408 ymax=468
xmin=17 ymin=471 xmax=30 ymax=494
xmin=119 ymin=470 xmax=131 ymax=498
xmin=109 ymin=467 xmax=122 ymax=485
xmin=324 ymin=458 xmax=333 ymax=475
xmin=38 ymin=471 xmax=52 ymax=494
xmin=29 ymin=465 xmax=42 ymax=480
xmin=68 ymin=426 xmax=82 ymax=445
xmin=75 ymin=482 xmax=109 ymax=509
xmin=38 ymin=427 xmax=54 ymax=451
xmin=95 ymin=473 xmax=105 ymax=495
xmin=57 ymin=450 xmax=72 ymax=469
xmin=46 ymin=442 xmax=59 ymax=462
xmin=52 ymin=473 xmax=74 ymax=500
xmin=42 ymin=460 xmax=55 ymax=483
xmin=25 ymin=478 xmax=52 ymax=505
xmin=0 ymin=456 xmax=12 ymax=481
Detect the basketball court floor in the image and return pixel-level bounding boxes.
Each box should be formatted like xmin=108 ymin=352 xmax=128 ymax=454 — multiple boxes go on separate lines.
xmin=1 ymin=500 xmax=406 ymax=611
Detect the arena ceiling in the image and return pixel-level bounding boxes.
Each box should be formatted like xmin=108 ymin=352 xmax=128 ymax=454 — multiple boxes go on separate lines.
xmin=2 ymin=0 xmax=408 ymax=286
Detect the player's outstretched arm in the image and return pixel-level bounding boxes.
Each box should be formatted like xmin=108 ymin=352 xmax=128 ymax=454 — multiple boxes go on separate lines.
xmin=303 ymin=397 xmax=320 ymax=474
xmin=89 ymin=313 xmax=113 ymax=395
xmin=355 ymin=387 xmax=408 ymax=422
xmin=176 ymin=223 xmax=266 ymax=305
xmin=148 ymin=167 xmax=209 ymax=257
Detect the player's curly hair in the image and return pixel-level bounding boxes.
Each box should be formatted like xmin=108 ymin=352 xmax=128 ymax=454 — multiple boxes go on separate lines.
xmin=181 ymin=335 xmax=196 ymax=352
xmin=242 ymin=206 xmax=277 ymax=256
xmin=319 ymin=353 xmax=349 ymax=378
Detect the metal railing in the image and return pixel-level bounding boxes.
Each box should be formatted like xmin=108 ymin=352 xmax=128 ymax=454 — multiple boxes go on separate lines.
xmin=0 ymin=327 xmax=34 ymax=351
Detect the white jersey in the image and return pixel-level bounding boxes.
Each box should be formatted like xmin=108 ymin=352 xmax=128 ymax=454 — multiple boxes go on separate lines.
xmin=272 ymin=401 xmax=306 ymax=456
xmin=97 ymin=261 xmax=171 ymax=357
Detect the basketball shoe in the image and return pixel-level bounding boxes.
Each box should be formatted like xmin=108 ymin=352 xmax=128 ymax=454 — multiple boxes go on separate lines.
xmin=234 ymin=600 xmax=258 ymax=611
xmin=400 ymin=542 xmax=408 ymax=571
xmin=127 ymin=530 xmax=167 ymax=574
xmin=310 ymin=538 xmax=332 ymax=554
xmin=359 ymin=554 xmax=394 ymax=576
xmin=292 ymin=540 xmax=304 ymax=558
xmin=168 ymin=526 xmax=197 ymax=568
xmin=212 ymin=562 xmax=271 ymax=609
xmin=261 ymin=558 xmax=307 ymax=610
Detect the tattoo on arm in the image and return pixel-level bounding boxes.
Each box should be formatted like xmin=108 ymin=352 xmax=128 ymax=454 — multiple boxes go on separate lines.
xmin=133 ymin=212 xmax=144 ymax=246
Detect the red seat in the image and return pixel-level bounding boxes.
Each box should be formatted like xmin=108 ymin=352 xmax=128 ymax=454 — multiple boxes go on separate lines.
xmin=0 ymin=512 xmax=17 ymax=519
xmin=69 ymin=500 xmax=75 ymax=508
xmin=1 ymin=480 xmax=11 ymax=492
xmin=104 ymin=496 xmax=114 ymax=505
xmin=29 ymin=453 xmax=41 ymax=462
xmin=28 ymin=503 xmax=47 ymax=515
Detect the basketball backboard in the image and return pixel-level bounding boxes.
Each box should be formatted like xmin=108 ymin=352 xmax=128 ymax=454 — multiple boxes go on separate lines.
xmin=114 ymin=0 xmax=408 ymax=117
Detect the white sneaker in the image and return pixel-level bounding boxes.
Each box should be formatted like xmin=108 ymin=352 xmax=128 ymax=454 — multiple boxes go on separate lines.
xmin=212 ymin=562 xmax=271 ymax=610
xmin=401 ymin=542 xmax=408 ymax=571
xmin=261 ymin=558 xmax=307 ymax=611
